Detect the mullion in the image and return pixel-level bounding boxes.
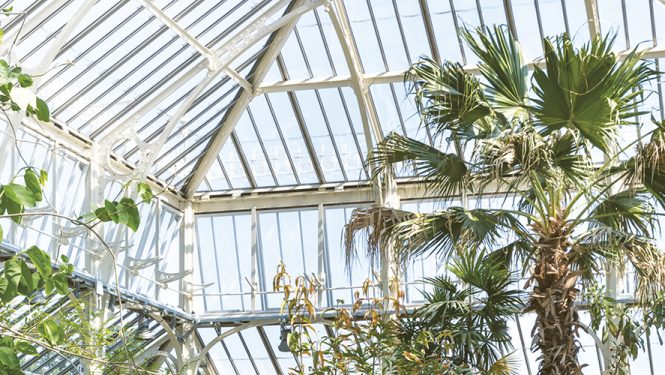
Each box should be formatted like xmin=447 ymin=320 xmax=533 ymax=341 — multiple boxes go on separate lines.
xmin=475 ymin=0 xmax=485 ymax=26
xmin=560 ymin=0 xmax=571 ymax=35
xmin=232 ymin=216 xmax=246 ymax=311
xmin=336 ymin=88 xmax=370 ymax=180
xmin=40 ymin=1 xmax=148 ymax=93
xmin=313 ymin=8 xmax=371 ymax=179
xmin=620 ymin=0 xmax=630 ymax=48
xmin=292 ymin=28 xmax=349 ymax=181
xmin=220 ymin=339 xmax=241 ymax=375
xmin=237 ymin=332 xmax=260 ymax=374
xmin=313 ymin=9 xmax=338 ymax=75
xmin=195 ymin=218 xmax=211 ymax=312
xmin=448 ymin=0 xmax=468 ymax=65
xmin=364 ymin=0 xmax=390 ymax=71
xmin=209 ymin=216 xmax=225 ymax=310
xmin=217 ymin=155 xmax=234 ymax=189
xmin=96 ymin=0 xmax=269 ymax=127
xmin=5 ymin=0 xmax=58 ymax=40
xmin=391 ymin=0 xmax=413 ymax=65
xmin=533 ymin=0 xmax=545 ymax=42
xmin=276 ymin=55 xmax=325 ymax=183
xmin=418 ymin=0 xmax=442 ymax=64
xmin=264 ymin=95 xmax=301 ymax=185
xmin=51 ymin=3 xmax=182 ymax=115
xmin=246 ymin=106 xmax=280 ymax=186
xmin=232 ymin=132 xmax=258 ymax=189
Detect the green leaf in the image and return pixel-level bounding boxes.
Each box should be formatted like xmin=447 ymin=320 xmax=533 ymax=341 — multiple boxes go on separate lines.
xmin=3 ymin=259 xmax=21 ymax=289
xmin=2 ymin=195 xmax=23 ymax=224
xmin=25 ymin=246 xmax=52 ymax=277
xmin=39 ymin=169 xmax=48 ymax=186
xmin=137 ymin=182 xmax=153 ymax=202
xmin=120 ymin=197 xmax=140 ymax=232
xmin=38 ymin=319 xmax=64 ymax=346
xmin=52 ymin=273 xmax=69 ymax=295
xmin=17 ymin=260 xmax=34 ymax=295
xmin=24 ymin=169 xmax=42 ymax=202
xmin=44 ymin=279 xmax=54 ymax=295
xmin=0 ymin=278 xmax=7 ymax=297
xmin=0 ymin=226 xmax=3 ymax=242
xmin=3 ymin=183 xmax=35 ymax=207
xmin=35 ymin=97 xmax=49 ymax=122
xmin=531 ymin=34 xmax=655 ymax=153
xmin=94 ymin=207 xmax=111 ymax=222
xmin=60 ymin=254 xmax=69 ymax=263
xmin=0 ymin=347 xmax=19 ymax=369
xmin=17 ymin=73 xmax=32 ymax=88
xmin=104 ymin=200 xmax=119 ymax=223
xmin=14 ymin=341 xmax=37 ymax=355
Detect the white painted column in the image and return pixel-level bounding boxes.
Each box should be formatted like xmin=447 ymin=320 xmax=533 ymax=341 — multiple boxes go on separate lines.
xmin=178 ymin=201 xmax=197 ymax=374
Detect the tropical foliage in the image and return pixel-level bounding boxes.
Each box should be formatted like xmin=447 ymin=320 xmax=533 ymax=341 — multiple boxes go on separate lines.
xmin=345 ymin=25 xmax=665 ymax=374
xmin=0 ymin=17 xmax=160 ymax=372
xmin=274 ymin=253 xmax=522 ymax=374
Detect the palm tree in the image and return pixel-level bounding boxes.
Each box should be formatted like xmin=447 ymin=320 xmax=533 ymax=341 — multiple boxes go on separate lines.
xmin=344 ymin=26 xmax=665 ymax=375
xmin=395 ymin=249 xmax=523 ymax=374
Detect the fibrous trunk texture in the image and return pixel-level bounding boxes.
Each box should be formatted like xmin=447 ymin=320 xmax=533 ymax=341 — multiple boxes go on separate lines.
xmin=528 ymin=215 xmax=582 ymax=375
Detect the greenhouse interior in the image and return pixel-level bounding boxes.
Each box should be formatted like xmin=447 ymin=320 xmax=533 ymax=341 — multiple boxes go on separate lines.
xmin=4 ymin=0 xmax=665 ymax=374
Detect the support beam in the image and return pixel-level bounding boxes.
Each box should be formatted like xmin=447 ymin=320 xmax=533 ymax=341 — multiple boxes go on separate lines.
xmin=258 ymin=45 xmax=665 ymax=93
xmin=21 ymin=116 xmax=186 ymax=209
xmin=0 ymin=0 xmax=69 ymax=55
xmin=96 ymin=0 xmax=325 ymax=190
xmin=185 ymin=0 xmax=325 ymax=197
xmin=192 ymin=178 xmax=512 ymax=213
xmin=178 ymin=201 xmax=197 ymax=374
xmin=31 ymin=0 xmax=97 ymax=88
xmin=584 ymin=0 xmax=601 ymax=39
xmin=326 ymin=0 xmax=382 ymax=146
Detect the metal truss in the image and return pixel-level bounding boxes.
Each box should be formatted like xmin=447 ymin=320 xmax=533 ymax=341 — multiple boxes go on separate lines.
xmin=258 ymin=45 xmax=665 ymax=93
xmin=184 ymin=0 xmax=328 ymax=197
xmin=192 ymin=179 xmax=468 ymax=213
xmin=96 ymin=0 xmax=327 ymax=190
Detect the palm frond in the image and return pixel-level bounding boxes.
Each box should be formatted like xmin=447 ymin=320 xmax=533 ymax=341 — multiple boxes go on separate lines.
xmin=416 ymin=253 xmax=522 ymax=373
xmin=531 ymin=33 xmax=656 ymax=153
xmin=550 ymin=130 xmax=591 ymax=185
xmin=622 ymin=237 xmax=665 ymax=302
xmin=370 ymin=132 xmax=470 ymax=197
xmin=483 ymin=352 xmax=520 ymax=375
xmin=462 ymin=25 xmax=529 ymax=121
xmin=343 ymin=205 xmax=416 ymax=269
xmin=572 ymin=227 xmax=665 ymax=301
xmin=487 ymin=239 xmax=535 ymax=277
xmin=624 ymin=120 xmax=665 ymax=208
xmin=388 ymin=207 xmax=524 ymax=262
xmin=589 ymin=190 xmax=656 ymax=237
xmin=407 ymin=57 xmax=493 ymax=141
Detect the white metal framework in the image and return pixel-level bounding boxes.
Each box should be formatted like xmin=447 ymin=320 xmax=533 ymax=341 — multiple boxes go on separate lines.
xmin=3 ymin=0 xmax=665 ymax=373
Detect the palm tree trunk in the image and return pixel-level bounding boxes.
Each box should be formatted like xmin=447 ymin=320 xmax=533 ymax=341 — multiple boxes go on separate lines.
xmin=529 ymin=217 xmax=582 ymax=375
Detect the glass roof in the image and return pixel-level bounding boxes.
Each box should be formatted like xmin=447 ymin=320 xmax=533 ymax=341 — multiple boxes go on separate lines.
xmin=1 ymin=0 xmax=659 ymax=197
xmin=3 ymin=1 xmax=665 ymax=373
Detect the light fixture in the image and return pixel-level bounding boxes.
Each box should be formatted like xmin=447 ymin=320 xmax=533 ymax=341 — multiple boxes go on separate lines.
xmin=24 ymin=290 xmax=46 ymax=305
xmin=278 ymin=323 xmax=291 ymax=353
